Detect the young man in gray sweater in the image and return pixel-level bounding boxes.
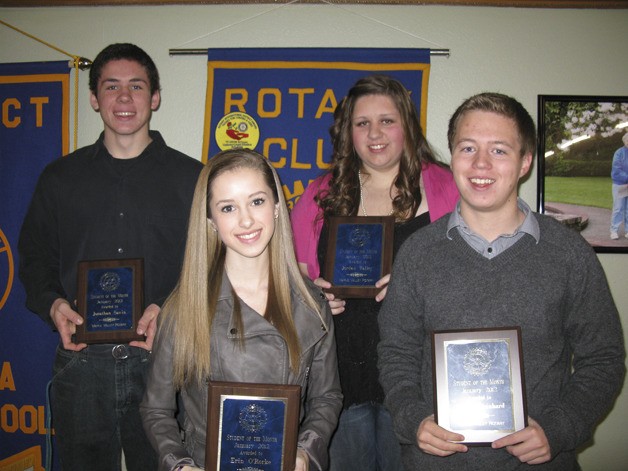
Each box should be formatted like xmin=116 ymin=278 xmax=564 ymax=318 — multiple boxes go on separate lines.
xmin=377 ymin=92 xmax=625 ymax=470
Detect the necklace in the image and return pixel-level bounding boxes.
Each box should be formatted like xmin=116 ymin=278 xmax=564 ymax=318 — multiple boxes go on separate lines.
xmin=358 ymin=169 xmax=394 ymax=217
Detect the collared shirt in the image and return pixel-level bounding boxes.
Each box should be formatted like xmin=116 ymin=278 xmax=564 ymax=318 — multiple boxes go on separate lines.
xmin=446 ymin=198 xmax=540 ymax=259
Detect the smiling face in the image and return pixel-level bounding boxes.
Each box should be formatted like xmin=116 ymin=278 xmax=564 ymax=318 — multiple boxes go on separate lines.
xmin=208 ymin=167 xmax=278 ymax=264
xmin=451 ymin=110 xmax=532 ymax=220
xmin=89 ymin=59 xmax=160 ymax=143
xmin=351 ymin=94 xmax=405 ymax=173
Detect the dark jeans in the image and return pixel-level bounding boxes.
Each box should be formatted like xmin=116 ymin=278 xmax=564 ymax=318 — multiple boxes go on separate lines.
xmin=329 ymin=402 xmax=403 ymax=471
xmin=50 ymin=344 xmax=157 ymax=471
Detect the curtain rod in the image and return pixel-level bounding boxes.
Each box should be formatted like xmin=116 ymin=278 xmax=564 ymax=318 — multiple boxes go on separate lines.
xmin=169 ymin=48 xmax=450 ymax=57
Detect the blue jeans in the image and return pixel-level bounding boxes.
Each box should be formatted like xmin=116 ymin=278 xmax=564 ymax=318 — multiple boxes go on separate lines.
xmin=50 ymin=344 xmax=157 ymax=471
xmin=610 ymin=184 xmax=628 ymax=233
xmin=329 ymin=402 xmax=403 ymax=471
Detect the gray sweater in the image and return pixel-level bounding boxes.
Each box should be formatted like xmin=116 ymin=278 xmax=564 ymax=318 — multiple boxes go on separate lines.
xmin=378 ymin=213 xmax=625 ymax=470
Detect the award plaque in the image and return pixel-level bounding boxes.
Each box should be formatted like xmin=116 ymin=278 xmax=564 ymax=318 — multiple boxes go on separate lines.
xmin=206 ymin=381 xmax=301 ymax=471
xmin=432 ymin=327 xmax=528 ymax=445
xmin=75 ymin=258 xmax=144 ymax=344
xmin=323 ymin=216 xmax=394 ymax=298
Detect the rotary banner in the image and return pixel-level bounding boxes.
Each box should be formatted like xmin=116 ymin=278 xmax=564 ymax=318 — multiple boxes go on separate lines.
xmin=0 ymin=61 xmax=70 ymax=470
xmin=203 ymin=48 xmax=431 ymax=209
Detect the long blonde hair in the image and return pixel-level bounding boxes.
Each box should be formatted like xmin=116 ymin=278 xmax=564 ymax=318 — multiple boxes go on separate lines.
xmin=161 ymin=149 xmax=323 ymax=388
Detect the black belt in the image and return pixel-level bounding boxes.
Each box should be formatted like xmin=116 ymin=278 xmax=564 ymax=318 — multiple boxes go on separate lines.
xmin=81 ymin=344 xmax=135 ymax=360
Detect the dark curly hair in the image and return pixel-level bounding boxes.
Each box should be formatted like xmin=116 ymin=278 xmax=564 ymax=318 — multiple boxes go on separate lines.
xmin=316 ymin=74 xmax=444 ymax=221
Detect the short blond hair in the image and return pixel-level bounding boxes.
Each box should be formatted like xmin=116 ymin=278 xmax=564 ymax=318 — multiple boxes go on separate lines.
xmin=448 ymin=92 xmax=536 ymax=158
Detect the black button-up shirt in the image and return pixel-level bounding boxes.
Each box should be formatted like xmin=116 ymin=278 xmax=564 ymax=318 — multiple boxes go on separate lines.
xmin=18 ymin=131 xmax=203 ymax=327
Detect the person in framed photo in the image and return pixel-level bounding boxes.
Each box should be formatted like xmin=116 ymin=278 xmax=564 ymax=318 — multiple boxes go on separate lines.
xmin=377 ymin=92 xmax=625 ymax=470
xmin=610 ymin=132 xmax=628 ymax=240
xmin=140 ymin=149 xmax=342 ymax=471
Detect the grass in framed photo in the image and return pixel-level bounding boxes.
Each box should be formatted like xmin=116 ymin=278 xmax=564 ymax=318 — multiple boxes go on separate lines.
xmin=537 ymin=95 xmax=628 ymax=253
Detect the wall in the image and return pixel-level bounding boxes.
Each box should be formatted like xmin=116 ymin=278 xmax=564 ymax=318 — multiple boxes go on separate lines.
xmin=1 ymin=3 xmax=627 ymax=469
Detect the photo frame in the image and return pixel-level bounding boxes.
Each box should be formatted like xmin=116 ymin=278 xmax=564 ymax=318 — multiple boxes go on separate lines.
xmin=432 ymin=327 xmax=528 ymax=445
xmin=537 ymin=95 xmax=628 ymax=253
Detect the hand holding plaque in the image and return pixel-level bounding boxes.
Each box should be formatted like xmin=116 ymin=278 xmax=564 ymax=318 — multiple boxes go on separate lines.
xmin=431 ymin=327 xmax=528 ymax=445
xmin=323 ymin=216 xmax=394 ymax=299
xmin=75 ymin=258 xmax=144 ymax=344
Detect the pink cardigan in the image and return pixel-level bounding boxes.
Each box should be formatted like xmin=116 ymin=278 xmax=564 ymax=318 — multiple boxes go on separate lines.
xmin=290 ymin=163 xmax=460 ymax=280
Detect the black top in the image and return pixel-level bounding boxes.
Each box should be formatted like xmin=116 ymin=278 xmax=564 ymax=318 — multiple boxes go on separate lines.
xmin=318 ymin=211 xmax=431 ymax=407
xmin=18 ymin=131 xmax=203 ymax=328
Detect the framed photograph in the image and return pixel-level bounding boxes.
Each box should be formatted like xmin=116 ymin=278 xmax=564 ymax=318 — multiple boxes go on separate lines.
xmin=323 ymin=216 xmax=395 ymax=298
xmin=432 ymin=327 xmax=528 ymax=445
xmin=537 ymin=95 xmax=628 ymax=253
xmin=75 ymin=258 xmax=144 ymax=344
xmin=206 ymin=381 xmax=300 ymax=471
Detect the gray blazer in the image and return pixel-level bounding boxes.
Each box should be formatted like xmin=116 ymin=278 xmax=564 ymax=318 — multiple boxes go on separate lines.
xmin=140 ymin=275 xmax=342 ymax=471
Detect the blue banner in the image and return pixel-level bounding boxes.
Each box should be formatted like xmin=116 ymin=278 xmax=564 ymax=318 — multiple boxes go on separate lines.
xmin=0 ymin=61 xmax=70 ymax=470
xmin=203 ymin=48 xmax=430 ymax=209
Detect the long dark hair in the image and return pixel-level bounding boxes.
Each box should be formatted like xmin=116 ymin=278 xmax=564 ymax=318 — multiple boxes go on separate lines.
xmin=317 ymin=74 xmax=444 ymax=221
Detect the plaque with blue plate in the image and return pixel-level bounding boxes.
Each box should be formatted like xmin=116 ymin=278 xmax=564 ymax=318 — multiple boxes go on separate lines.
xmin=75 ymin=258 xmax=144 ymax=344
xmin=206 ymin=381 xmax=300 ymax=471
xmin=432 ymin=327 xmax=528 ymax=445
xmin=323 ymin=216 xmax=394 ymax=298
